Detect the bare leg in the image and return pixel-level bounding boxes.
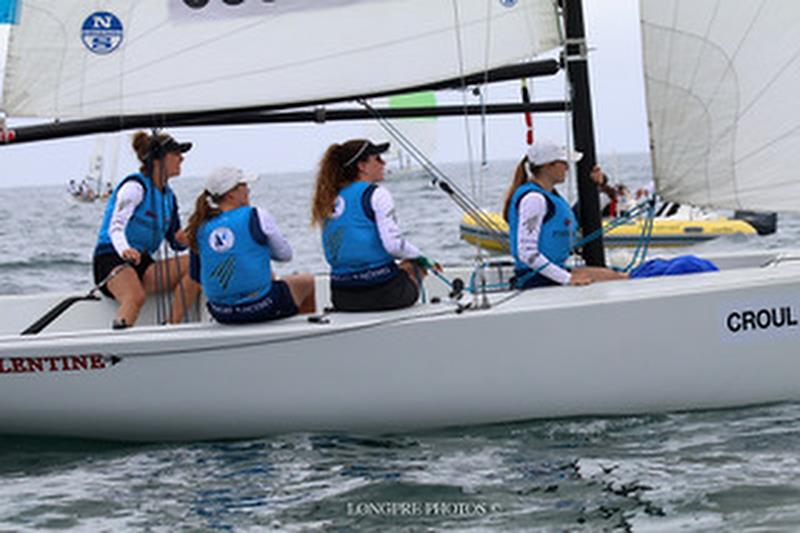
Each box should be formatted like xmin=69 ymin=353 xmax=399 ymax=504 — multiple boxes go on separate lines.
xmin=283 ymin=273 xmax=316 ymax=314
xmin=142 ymin=254 xmax=191 ymax=293
xmin=106 ymin=269 xmax=146 ymax=326
xmin=141 ymin=255 xmax=202 ymax=324
xmin=169 ymin=276 xmax=202 ymax=324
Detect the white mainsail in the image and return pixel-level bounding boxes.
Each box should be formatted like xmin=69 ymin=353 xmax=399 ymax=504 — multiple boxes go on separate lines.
xmin=1 ymin=0 xmax=559 ymax=120
xmin=640 ymin=0 xmax=800 ymax=213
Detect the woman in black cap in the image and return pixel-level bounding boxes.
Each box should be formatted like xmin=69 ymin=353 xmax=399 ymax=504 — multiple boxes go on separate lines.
xmin=312 ymin=139 xmax=429 ymax=311
xmin=93 ymin=130 xmax=199 ymax=328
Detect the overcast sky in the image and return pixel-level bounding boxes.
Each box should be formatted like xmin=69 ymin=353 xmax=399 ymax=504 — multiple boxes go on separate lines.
xmin=0 ymin=0 xmax=648 ymax=188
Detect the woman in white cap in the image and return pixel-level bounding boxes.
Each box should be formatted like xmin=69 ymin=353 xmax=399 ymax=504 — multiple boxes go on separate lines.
xmin=502 ymin=140 xmax=627 ymax=289
xmin=311 ymin=139 xmax=429 ymax=311
xmin=93 ymin=130 xmax=198 ymax=329
xmin=185 ymin=167 xmax=315 ymax=324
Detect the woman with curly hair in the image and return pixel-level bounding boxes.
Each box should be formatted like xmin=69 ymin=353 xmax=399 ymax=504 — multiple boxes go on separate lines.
xmin=311 ymin=139 xmax=429 ymax=311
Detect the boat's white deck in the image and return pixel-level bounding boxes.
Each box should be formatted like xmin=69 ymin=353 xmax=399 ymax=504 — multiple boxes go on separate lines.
xmin=1 ymin=248 xmax=797 ymax=346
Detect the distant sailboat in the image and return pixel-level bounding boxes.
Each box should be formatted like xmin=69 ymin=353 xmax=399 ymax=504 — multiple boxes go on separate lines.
xmin=68 ymin=134 xmax=119 ymax=203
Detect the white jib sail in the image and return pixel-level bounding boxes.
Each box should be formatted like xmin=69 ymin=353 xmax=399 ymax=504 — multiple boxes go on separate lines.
xmin=1 ymin=0 xmax=559 ymax=120
xmin=641 ymin=0 xmax=800 ymax=213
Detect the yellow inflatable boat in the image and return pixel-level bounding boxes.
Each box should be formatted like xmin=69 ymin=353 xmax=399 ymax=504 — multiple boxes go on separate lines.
xmin=459 ymin=210 xmax=758 ymax=251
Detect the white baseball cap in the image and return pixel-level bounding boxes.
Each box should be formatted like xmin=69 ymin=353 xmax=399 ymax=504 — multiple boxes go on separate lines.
xmin=204 ymin=167 xmax=258 ymax=196
xmin=527 ymin=140 xmax=583 ymax=166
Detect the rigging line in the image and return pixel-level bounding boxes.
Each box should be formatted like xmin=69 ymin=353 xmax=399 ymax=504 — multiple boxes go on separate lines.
xmin=370 ymin=122 xmax=504 ymax=240
xmin=562 ymin=41 xmax=578 ymax=210
xmin=171 ymin=250 xmax=190 ymax=324
xmin=160 ymin=193 xmax=173 ymax=311
xmin=160 ymin=191 xmax=186 ymax=324
xmin=480 ymin=0 xmax=493 ymax=171
xmin=556 ymin=3 xmax=578 ymax=209
xmin=147 ymin=130 xmax=169 ymax=325
xmin=359 ymin=100 xmax=506 ymax=235
xmin=150 ymin=189 xmax=166 ymax=326
xmin=451 ymin=0 xmax=478 ymax=201
xmin=471 ymin=0 xmax=496 ymax=305
xmin=379 ymin=118 xmax=502 ymax=235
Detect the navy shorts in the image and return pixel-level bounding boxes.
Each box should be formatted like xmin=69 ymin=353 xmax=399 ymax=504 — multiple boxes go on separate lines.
xmin=93 ymin=252 xmax=155 ymax=298
xmin=207 ymin=280 xmax=298 ymax=325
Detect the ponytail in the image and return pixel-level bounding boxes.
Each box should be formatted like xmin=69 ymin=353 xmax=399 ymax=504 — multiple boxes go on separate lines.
xmin=502 ymin=157 xmax=531 ymax=221
xmin=185 ymin=190 xmax=223 ymax=252
xmin=311 ymin=140 xmax=366 ymax=226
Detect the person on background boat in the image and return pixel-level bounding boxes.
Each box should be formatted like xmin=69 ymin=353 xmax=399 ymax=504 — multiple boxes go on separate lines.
xmin=311 ymin=139 xmax=432 ymax=311
xmin=574 ymin=165 xmax=639 ymax=219
xmin=79 ymin=179 xmax=96 ymax=202
xmin=93 ymin=131 xmax=199 ymax=329
xmin=67 ymin=179 xmax=79 ymax=197
xmin=185 ymin=167 xmax=315 ymax=324
xmin=503 ymin=140 xmax=628 ymax=289
xmin=588 ymin=167 xmax=617 ymax=217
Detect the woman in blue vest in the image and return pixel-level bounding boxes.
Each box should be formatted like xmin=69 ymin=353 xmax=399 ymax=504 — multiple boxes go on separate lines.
xmin=185 ymin=167 xmax=315 ymax=324
xmin=93 ymin=131 xmax=199 ymax=329
xmin=502 ymin=140 xmax=627 ymax=289
xmin=311 ymin=139 xmax=428 ymax=311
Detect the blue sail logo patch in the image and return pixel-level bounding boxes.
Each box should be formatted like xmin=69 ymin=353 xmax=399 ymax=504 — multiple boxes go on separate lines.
xmin=81 ymin=12 xmax=124 ymax=55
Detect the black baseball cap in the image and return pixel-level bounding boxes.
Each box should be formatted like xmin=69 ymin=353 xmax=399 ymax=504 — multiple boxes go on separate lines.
xmin=343 ymin=140 xmax=390 ymax=167
xmin=161 ymin=135 xmax=192 ymax=153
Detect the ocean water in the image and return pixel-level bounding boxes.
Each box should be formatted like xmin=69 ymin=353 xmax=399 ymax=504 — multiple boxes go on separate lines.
xmin=1 ymin=154 xmax=800 ymax=531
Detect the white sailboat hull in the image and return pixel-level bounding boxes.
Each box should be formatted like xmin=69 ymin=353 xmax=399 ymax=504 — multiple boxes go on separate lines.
xmin=2 ymin=251 xmax=799 ymax=441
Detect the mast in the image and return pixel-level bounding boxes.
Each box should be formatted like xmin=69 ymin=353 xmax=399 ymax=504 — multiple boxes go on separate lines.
xmin=564 ymin=0 xmax=605 ymax=266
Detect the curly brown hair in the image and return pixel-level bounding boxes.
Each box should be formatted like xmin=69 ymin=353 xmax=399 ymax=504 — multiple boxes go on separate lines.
xmin=310 ymin=139 xmax=373 ymax=226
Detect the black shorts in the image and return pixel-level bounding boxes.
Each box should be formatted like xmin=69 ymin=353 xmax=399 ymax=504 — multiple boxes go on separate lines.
xmin=93 ymin=252 xmax=154 ymax=298
xmin=331 ymin=270 xmax=419 ymax=312
xmin=207 ymin=280 xmax=298 ymax=325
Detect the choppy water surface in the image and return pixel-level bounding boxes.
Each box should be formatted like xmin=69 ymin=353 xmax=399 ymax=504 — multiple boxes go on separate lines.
xmin=1 ymin=154 xmax=799 ymax=531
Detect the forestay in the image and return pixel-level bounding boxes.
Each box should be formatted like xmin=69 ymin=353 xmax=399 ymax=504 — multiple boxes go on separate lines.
xmin=640 ymin=0 xmax=800 ymax=213
xmin=1 ymin=0 xmax=559 ymax=120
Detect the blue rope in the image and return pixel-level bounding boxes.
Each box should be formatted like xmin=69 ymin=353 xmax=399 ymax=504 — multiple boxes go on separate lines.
xmin=512 ymin=197 xmax=658 ymax=288
xmin=620 ymin=201 xmax=656 ymax=273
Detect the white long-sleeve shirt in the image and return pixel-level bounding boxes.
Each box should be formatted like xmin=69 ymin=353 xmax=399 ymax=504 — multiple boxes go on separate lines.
xmin=252 ymin=206 xmax=292 ymax=262
xmin=516 ymin=191 xmax=572 ymax=285
xmin=370 ymin=186 xmax=421 ymax=259
xmin=108 ymin=180 xmax=184 ymax=256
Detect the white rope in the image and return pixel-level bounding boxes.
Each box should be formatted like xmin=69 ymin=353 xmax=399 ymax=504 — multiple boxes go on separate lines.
xmin=451 ymin=0 xmax=477 ymax=200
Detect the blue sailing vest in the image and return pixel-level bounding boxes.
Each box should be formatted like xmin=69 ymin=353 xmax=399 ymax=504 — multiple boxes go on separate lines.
xmin=508 ymin=182 xmax=576 ymax=272
xmin=197 ymin=206 xmax=273 ymax=306
xmin=322 ymin=182 xmax=397 ymax=287
xmin=95 ymin=173 xmax=180 ymax=256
